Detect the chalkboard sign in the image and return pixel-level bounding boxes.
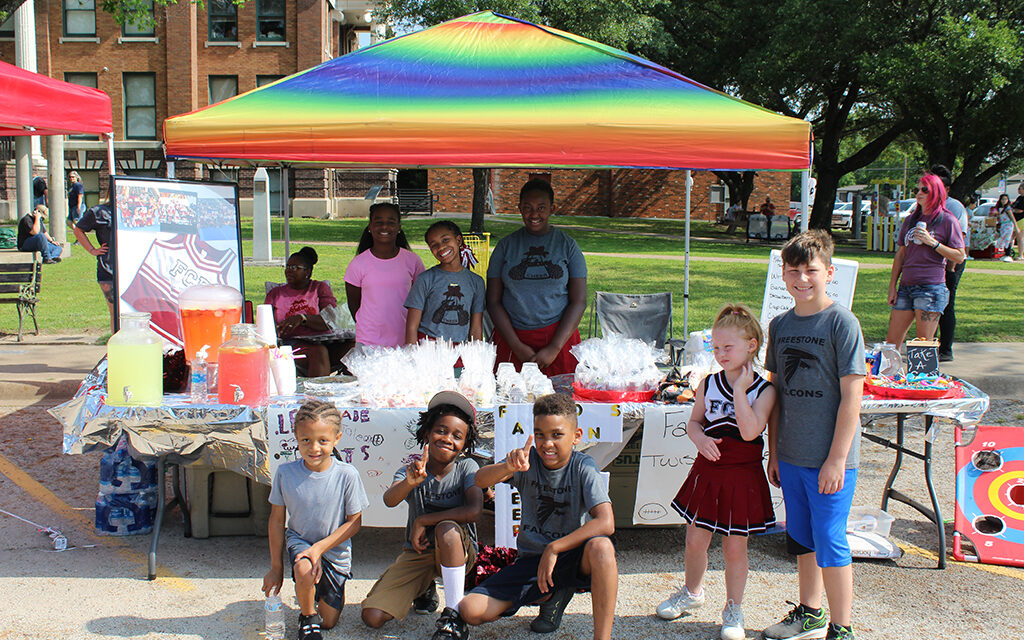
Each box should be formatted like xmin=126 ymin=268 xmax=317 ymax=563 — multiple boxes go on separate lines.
xmin=906 ymin=339 xmax=940 ymax=376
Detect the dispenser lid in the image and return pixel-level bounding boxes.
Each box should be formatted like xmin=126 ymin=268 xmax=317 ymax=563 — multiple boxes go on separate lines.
xmin=179 ymin=284 xmax=243 ymax=309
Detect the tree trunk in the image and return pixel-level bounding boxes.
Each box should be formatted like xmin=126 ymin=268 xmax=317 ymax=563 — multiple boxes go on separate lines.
xmin=810 ymin=169 xmax=840 ymax=230
xmin=715 ymin=170 xmax=757 ymax=233
xmin=470 ymin=168 xmax=489 ymax=234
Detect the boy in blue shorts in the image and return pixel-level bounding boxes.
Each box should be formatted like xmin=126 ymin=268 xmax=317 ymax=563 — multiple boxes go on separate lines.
xmin=764 ymin=230 xmax=866 ymax=640
xmin=455 ymin=393 xmax=618 ymax=640
xmin=263 ymin=400 xmax=370 ymax=640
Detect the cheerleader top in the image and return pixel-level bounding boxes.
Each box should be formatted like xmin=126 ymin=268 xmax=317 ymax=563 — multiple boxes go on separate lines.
xmin=702 ymin=370 xmax=773 ymax=445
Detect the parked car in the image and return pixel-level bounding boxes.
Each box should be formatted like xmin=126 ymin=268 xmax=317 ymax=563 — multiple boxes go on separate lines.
xmin=831 ymin=202 xmax=852 ymax=229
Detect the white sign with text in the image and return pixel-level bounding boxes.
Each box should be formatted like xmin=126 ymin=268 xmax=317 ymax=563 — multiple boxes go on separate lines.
xmin=760 ymin=250 xmax=859 ymax=326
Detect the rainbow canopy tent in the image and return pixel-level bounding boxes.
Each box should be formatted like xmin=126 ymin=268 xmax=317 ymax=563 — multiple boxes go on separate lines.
xmin=0 ymin=60 xmax=112 ymax=136
xmin=164 ymin=11 xmax=811 ymax=171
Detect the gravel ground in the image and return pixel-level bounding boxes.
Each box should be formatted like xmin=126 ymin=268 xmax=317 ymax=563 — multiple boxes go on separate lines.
xmin=1 ymin=400 xmax=1023 ymax=639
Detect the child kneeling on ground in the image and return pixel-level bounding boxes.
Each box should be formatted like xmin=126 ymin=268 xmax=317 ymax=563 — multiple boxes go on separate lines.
xmin=361 ymin=391 xmax=483 ymax=640
xmin=262 ymin=400 xmax=370 ymax=640
xmin=455 ymin=393 xmax=618 ymax=640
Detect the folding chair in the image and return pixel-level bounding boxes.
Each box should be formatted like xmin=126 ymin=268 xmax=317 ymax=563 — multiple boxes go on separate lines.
xmin=588 ymin=292 xmax=684 ymax=363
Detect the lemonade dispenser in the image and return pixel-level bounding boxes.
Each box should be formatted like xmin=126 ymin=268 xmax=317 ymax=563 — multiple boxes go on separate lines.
xmin=218 ymin=323 xmax=270 ymax=406
xmin=107 ymin=312 xmax=163 ymax=406
xmin=179 ymin=284 xmax=243 ymax=394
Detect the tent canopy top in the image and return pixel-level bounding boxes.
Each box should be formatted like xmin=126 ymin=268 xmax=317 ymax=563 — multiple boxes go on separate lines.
xmin=164 ymin=11 xmax=811 ymax=172
xmin=0 ymin=60 xmax=113 ymax=137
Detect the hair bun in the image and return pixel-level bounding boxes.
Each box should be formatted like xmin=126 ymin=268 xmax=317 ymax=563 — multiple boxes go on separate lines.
xmin=298 ymin=246 xmax=318 ymax=265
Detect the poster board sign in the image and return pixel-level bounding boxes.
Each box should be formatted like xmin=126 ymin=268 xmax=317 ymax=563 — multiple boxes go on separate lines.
xmin=266 ymin=405 xmax=423 ymax=528
xmin=760 ymin=250 xmax=859 ymax=327
xmin=906 ymin=339 xmax=940 ymax=376
xmin=633 ymin=404 xmax=785 ymax=527
xmin=112 ymin=176 xmax=244 ymax=345
xmin=493 ymin=403 xmax=622 ymax=548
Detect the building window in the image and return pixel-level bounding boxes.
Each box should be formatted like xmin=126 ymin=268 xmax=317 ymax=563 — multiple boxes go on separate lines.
xmin=122 ymin=0 xmax=155 ymax=36
xmin=256 ymin=0 xmax=285 ymax=41
xmin=208 ymin=75 xmax=238 ymax=105
xmin=207 ymin=166 xmax=238 ymax=184
xmin=256 ymin=74 xmax=284 ymax=88
xmin=65 ymin=73 xmax=99 ymax=139
xmin=64 ymin=0 xmax=96 ymax=37
xmin=0 ymin=14 xmax=15 ymax=38
xmin=123 ymin=73 xmax=157 ymax=140
xmin=208 ymin=0 xmax=238 ymax=41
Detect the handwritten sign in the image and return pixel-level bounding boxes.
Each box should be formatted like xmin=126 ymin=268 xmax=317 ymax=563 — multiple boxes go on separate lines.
xmin=760 ymin=250 xmax=859 ymax=328
xmin=906 ymin=339 xmax=940 ymax=376
xmin=493 ymin=403 xmax=622 ymax=548
xmin=266 ymin=405 xmax=423 ymax=527
xmin=632 ymin=405 xmax=785 ymax=526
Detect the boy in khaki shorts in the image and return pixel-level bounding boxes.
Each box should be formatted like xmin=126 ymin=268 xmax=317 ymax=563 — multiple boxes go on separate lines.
xmin=362 ymin=391 xmax=482 ymax=640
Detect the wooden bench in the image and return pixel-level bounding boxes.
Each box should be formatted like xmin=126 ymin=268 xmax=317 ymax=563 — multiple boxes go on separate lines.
xmin=0 ymin=253 xmax=42 ymax=341
xmin=396 ymin=188 xmax=438 ymax=216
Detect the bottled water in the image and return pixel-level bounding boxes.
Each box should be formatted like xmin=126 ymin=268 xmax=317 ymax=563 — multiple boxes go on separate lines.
xmin=190 ymin=346 xmax=209 ymax=403
xmin=265 ymin=594 xmax=285 ymax=640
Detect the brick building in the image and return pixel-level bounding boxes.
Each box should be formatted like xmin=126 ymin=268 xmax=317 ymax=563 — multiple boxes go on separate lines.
xmin=425 ymin=168 xmax=790 ymax=221
xmin=1 ymin=2 xmax=790 ymax=222
xmin=0 ymin=0 xmax=382 ymax=218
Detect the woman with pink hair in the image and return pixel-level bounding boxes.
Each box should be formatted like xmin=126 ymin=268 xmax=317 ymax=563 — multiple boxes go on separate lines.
xmin=885 ymin=173 xmax=967 ymax=347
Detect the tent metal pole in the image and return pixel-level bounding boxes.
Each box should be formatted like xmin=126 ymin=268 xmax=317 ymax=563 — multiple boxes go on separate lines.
xmin=106 ymin=133 xmax=116 ymax=176
xmin=684 ymin=170 xmax=692 ymax=338
xmin=283 ymin=166 xmax=290 ymax=259
xmin=800 ymin=170 xmax=810 ymax=233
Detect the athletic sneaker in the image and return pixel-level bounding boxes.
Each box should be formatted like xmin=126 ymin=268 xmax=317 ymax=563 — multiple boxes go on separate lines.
xmin=825 ymin=623 xmax=854 ymax=640
xmin=297 ymin=613 xmax=323 ymax=640
xmin=655 ymin=586 xmax=705 ymax=620
xmin=530 ymin=586 xmax=574 ymax=633
xmin=761 ymin=602 xmax=827 ymax=639
xmin=414 ymin=581 xmax=440 ymax=614
xmin=721 ymin=600 xmax=745 ymax=640
xmin=431 ymin=607 xmax=470 ymax=640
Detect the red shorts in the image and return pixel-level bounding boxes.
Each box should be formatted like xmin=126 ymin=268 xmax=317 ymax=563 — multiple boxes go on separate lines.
xmin=492 ymin=322 xmax=581 ymax=377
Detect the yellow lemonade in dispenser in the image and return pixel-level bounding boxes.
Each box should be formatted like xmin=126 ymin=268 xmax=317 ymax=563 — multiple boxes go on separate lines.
xmin=107 ymin=312 xmax=163 ymax=406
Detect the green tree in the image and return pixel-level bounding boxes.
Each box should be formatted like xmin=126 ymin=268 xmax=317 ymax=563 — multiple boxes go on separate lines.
xmin=384 ymin=0 xmax=668 ymax=232
xmin=880 ymin=8 xmax=1024 ymax=200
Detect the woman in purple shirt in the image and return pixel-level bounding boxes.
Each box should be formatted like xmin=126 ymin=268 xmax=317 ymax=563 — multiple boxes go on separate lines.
xmin=885 ymin=173 xmax=966 ymax=348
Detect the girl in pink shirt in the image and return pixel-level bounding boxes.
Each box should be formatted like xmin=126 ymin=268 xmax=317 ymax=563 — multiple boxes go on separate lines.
xmin=345 ymin=203 xmax=425 ymax=347
xmin=264 ymin=246 xmax=338 ymax=377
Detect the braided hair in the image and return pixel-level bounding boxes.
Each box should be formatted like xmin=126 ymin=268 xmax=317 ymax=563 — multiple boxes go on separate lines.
xmin=293 ymin=400 xmax=342 ymax=436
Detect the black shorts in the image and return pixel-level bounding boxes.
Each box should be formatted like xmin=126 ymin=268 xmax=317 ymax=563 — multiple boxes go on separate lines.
xmin=288 ymin=540 xmax=349 ymax=611
xmin=468 ymin=537 xmax=606 ymax=612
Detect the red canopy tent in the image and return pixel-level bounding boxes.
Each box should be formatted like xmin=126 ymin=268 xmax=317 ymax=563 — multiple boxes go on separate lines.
xmin=0 ymin=59 xmax=112 ymax=136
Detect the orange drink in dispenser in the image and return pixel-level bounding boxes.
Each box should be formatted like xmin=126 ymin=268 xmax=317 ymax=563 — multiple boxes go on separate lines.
xmin=178 ymin=284 xmax=243 ymax=364
xmin=218 ymin=324 xmax=270 ymax=406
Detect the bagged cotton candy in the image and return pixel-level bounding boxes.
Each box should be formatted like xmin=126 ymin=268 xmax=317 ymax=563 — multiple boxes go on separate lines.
xmin=457 ymin=341 xmax=497 ymax=406
xmin=571 ymin=334 xmax=664 ymax=392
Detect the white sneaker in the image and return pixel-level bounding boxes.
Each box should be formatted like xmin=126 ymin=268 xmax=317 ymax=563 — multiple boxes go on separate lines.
xmin=721 ymin=600 xmax=745 ymax=640
xmin=1001 ymin=255 xmax=1014 ymax=262
xmin=655 ymin=586 xmax=704 ymax=620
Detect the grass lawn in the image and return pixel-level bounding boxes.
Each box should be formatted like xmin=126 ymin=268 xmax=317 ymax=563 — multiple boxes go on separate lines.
xmin=4 ymin=216 xmax=1022 ymax=342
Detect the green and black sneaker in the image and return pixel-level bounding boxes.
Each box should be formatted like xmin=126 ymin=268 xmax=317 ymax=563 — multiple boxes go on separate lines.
xmin=761 ymin=601 xmax=827 ymax=640
xmin=825 ymin=623 xmax=854 ymax=640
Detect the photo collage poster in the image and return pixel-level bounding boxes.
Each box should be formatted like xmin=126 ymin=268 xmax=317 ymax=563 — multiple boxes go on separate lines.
xmin=112 ymin=176 xmax=244 ymax=346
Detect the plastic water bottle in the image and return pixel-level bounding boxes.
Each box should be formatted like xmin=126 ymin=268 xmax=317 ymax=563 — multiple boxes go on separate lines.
xmin=190 ymin=345 xmax=209 ymax=404
xmin=913 ymin=220 xmax=927 ymax=244
xmin=265 ymin=593 xmax=285 ymax=640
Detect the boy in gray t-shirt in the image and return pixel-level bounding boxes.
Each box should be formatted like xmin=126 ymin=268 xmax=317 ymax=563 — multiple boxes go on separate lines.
xmin=763 ymin=231 xmax=866 ymax=640
xmin=361 ymin=392 xmax=482 ymax=640
xmin=263 ymin=401 xmax=369 ymax=640
xmin=458 ymin=394 xmax=617 ymax=640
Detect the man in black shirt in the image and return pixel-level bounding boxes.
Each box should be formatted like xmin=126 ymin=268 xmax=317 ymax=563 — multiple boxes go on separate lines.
xmin=17 ymin=205 xmax=63 ymax=263
xmin=1013 ymin=183 xmax=1024 ymax=222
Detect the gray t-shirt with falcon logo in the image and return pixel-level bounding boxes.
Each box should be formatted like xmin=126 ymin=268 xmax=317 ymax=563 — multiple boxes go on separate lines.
xmin=394 ymin=456 xmax=479 ymax=551
xmin=507 ymin=449 xmax=609 ymax=557
xmin=765 ymin=302 xmax=866 ymax=469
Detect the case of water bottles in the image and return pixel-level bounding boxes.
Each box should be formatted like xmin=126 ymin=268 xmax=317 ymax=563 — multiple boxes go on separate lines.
xmin=95 ymin=436 xmax=159 ymax=536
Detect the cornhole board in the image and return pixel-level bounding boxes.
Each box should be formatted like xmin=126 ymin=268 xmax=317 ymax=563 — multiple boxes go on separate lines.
xmin=954 ymin=424 xmax=1024 ymax=567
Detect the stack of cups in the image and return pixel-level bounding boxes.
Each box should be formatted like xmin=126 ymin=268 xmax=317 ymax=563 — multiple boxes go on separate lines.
xmin=255 ymin=304 xmax=279 ymax=396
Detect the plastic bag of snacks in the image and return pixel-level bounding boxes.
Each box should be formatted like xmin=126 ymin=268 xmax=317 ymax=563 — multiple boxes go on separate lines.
xmin=571 ymin=334 xmax=664 ymax=394
xmin=342 ymin=341 xmax=460 ymax=407
xmin=457 ymin=341 xmax=497 ymax=406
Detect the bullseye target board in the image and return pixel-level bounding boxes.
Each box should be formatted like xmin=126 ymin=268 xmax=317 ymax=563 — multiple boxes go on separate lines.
xmin=954 ymin=424 xmax=1024 ymax=567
